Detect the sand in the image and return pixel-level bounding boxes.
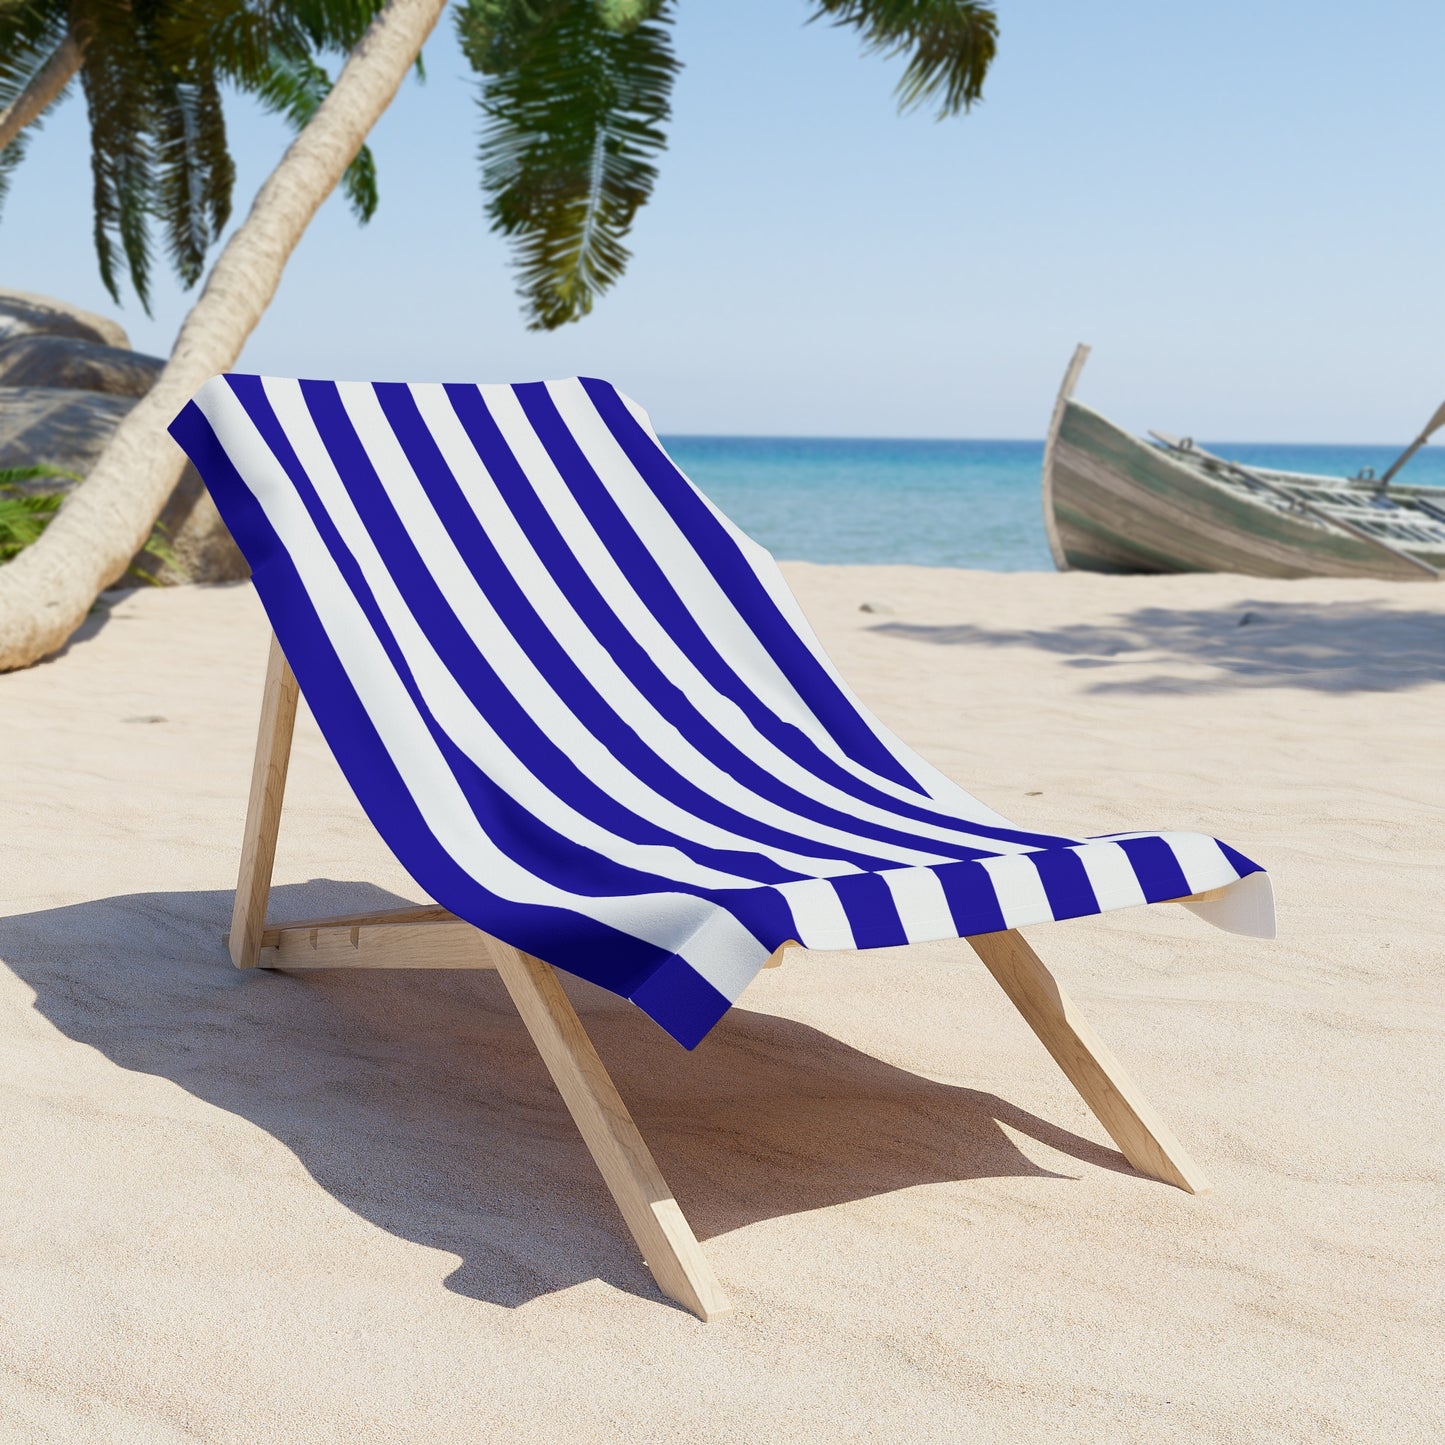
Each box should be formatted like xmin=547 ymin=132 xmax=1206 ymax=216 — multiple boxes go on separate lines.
xmin=1 ymin=567 xmax=1441 ymax=1443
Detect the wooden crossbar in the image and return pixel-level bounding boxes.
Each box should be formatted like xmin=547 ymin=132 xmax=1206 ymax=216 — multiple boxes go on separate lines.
xmin=227 ymin=629 xmax=1218 ymax=1319
xmin=225 ymin=911 xmax=793 ymax=976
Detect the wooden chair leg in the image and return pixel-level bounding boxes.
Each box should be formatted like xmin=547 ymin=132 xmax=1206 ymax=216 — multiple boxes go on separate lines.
xmin=230 ymin=633 xmax=299 ymax=969
xmin=966 ymin=930 xmax=1211 ymax=1194
xmin=492 ymin=947 xmax=732 ymax=1321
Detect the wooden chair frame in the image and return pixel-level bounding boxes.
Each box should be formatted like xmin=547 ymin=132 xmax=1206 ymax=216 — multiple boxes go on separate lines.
xmin=227 ymin=633 xmax=1216 ymax=1321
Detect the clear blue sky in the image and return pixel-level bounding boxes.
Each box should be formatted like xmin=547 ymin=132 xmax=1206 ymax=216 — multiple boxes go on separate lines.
xmin=7 ymin=1 xmax=1443 ymax=440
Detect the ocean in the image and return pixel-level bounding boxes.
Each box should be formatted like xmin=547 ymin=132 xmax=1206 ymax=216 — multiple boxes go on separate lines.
xmin=661 ymin=436 xmax=1445 ymax=571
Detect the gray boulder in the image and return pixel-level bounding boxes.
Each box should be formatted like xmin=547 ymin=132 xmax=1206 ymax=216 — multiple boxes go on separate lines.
xmin=0 ymin=287 xmax=130 ymax=350
xmin=0 ymin=385 xmax=249 ymax=587
xmin=125 ymin=466 xmax=253 ymax=587
xmin=0 ymin=334 xmax=164 ymax=397
xmin=0 ymin=386 xmax=133 ymax=477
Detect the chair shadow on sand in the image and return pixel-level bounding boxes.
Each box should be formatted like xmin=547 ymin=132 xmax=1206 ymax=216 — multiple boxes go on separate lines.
xmin=874 ymin=599 xmax=1445 ymax=695
xmin=0 ymin=880 xmax=1136 ymax=1313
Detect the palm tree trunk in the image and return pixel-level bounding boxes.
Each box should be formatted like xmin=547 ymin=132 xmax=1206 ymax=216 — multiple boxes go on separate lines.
xmin=0 ymin=32 xmax=82 ymax=153
xmin=0 ymin=0 xmax=448 ymax=671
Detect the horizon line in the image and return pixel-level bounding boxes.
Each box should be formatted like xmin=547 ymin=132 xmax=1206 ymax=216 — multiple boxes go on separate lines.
xmin=657 ymin=432 xmax=1427 ymax=450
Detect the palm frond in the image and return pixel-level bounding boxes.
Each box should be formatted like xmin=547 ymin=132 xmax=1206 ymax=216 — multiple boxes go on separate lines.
xmin=125 ymin=517 xmax=183 ymax=582
xmin=284 ymin=0 xmax=388 ymax=53
xmin=0 ymin=4 xmax=72 ymax=222
xmin=0 ymin=473 xmax=68 ymax=563
xmin=152 ymin=69 xmax=236 ymax=287
xmin=595 ymin=1 xmax=666 ymax=31
xmin=0 ymin=114 xmax=32 ymax=218
xmin=75 ymin=0 xmax=159 ymax=309
xmin=160 ymin=0 xmax=308 ymax=84
xmin=157 ymin=0 xmax=382 ymax=226
xmin=458 ymin=0 xmax=680 ymax=330
xmin=0 ymin=463 xmax=83 ymax=485
xmin=0 ymin=3 xmax=69 ymax=102
xmin=459 ymin=0 xmax=568 ymax=72
xmin=811 ymin=0 xmax=998 ymax=118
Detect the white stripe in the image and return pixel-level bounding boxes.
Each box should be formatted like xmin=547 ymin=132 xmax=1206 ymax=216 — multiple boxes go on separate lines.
xmin=1074 ymin=841 xmax=1148 ymax=912
xmin=976 ymin=854 xmax=1055 ymax=930
xmin=880 ymin=866 xmax=958 ymax=944
xmin=771 ymin=877 xmax=857 ymax=951
xmin=668 ymin=908 xmax=773 ymax=1003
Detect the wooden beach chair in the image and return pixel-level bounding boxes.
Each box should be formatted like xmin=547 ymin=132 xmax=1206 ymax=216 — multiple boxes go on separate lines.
xmin=171 ymin=375 xmax=1275 ymax=1321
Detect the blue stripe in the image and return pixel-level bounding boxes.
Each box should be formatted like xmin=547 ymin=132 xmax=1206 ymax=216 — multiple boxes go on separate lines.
xmin=1028 ymin=847 xmax=1101 ymax=922
xmin=1115 ymin=836 xmax=1191 ymax=902
xmin=1217 ymin=840 xmax=1263 ymax=878
xmin=934 ymin=858 xmax=1009 ymax=937
xmin=829 ymin=871 xmax=907 ymax=949
xmin=629 ymin=957 xmax=732 ymax=1050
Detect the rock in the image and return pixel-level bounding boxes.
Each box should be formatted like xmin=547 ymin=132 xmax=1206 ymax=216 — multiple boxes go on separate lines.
xmin=0 ymin=287 xmax=130 ymax=350
xmin=0 ymin=386 xmax=134 ymax=478
xmin=0 ymin=386 xmax=249 ymax=586
xmin=0 ymin=334 xmax=163 ymax=397
xmin=124 ymin=463 xmax=252 ymax=588
xmin=0 ymin=290 xmax=249 ymax=586
xmin=859 ymin=601 xmax=895 ymax=615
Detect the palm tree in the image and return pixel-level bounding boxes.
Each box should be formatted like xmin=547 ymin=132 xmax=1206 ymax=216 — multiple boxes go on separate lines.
xmin=0 ymin=0 xmax=387 ymax=308
xmin=0 ymin=0 xmax=998 ymax=671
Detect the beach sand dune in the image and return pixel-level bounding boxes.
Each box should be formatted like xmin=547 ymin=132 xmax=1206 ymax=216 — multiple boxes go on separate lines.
xmin=2 ymin=568 xmax=1441 ymax=1442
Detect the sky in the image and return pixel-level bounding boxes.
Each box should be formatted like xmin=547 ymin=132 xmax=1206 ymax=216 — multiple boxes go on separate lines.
xmin=6 ymin=0 xmax=1444 ymax=440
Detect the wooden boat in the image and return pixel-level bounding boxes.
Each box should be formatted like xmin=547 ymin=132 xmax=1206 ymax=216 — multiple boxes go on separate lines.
xmin=1041 ymin=345 xmax=1445 ymax=580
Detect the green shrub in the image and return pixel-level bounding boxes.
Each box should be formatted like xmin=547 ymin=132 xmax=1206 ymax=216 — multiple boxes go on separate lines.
xmin=0 ymin=465 xmax=180 ymax=580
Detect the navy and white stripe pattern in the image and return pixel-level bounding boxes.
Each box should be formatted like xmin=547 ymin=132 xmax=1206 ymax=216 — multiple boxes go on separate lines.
xmin=171 ymin=375 xmax=1268 ymax=1048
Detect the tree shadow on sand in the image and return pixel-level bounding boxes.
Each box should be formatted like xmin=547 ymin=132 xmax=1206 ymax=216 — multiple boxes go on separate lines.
xmin=0 ymin=880 xmax=1134 ymax=1313
xmin=874 ymin=599 xmax=1445 ymax=695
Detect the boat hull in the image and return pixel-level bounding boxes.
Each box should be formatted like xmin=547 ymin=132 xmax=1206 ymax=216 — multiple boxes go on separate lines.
xmin=1047 ymin=401 xmax=1442 ymax=581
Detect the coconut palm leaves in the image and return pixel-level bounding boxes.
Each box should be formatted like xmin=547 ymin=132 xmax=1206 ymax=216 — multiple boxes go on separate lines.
xmin=0 ymin=466 xmax=78 ymax=562
xmin=457 ymin=0 xmax=677 ymax=331
xmin=461 ymin=0 xmax=997 ymax=330
xmin=0 ymin=0 xmax=389 ymax=311
xmin=811 ymin=0 xmax=997 ymax=118
xmin=0 ymin=3 xmax=72 ymax=213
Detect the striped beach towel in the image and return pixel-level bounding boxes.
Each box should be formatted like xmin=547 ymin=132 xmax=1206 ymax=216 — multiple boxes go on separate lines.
xmin=170 ymin=376 xmax=1272 ymax=1048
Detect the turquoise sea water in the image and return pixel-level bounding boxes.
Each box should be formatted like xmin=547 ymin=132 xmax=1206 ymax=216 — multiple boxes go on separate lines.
xmin=662 ymin=435 xmax=1445 ymax=571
